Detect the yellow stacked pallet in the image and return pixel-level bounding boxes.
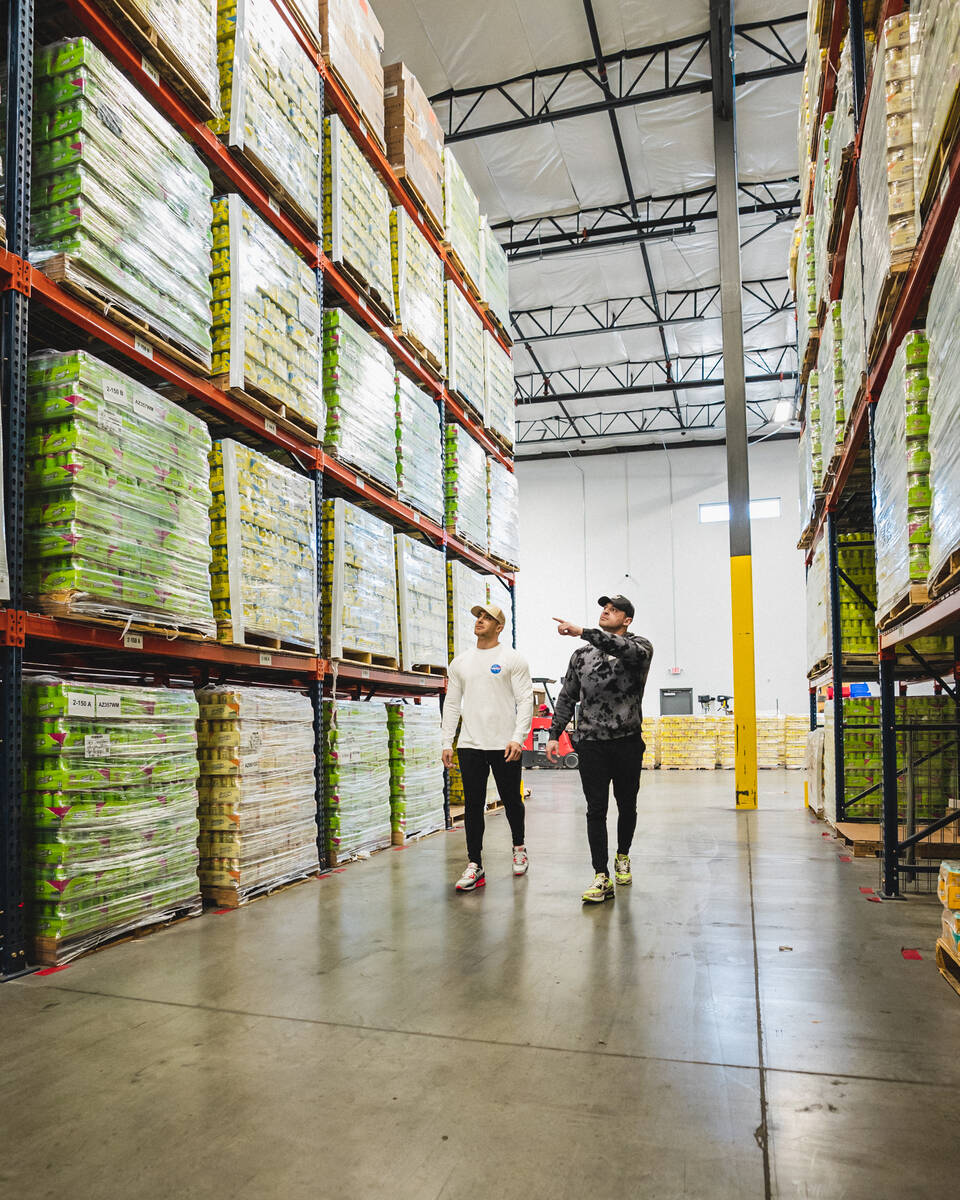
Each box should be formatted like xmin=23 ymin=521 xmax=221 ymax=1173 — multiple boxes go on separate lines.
xmin=641 ymin=716 xmax=660 ymax=768
xmin=659 ymin=716 xmax=717 ymax=770
xmin=782 ymin=715 xmax=809 ymax=769
xmin=715 ymin=717 xmax=736 ymax=769
xmin=757 ymin=717 xmax=783 ymax=769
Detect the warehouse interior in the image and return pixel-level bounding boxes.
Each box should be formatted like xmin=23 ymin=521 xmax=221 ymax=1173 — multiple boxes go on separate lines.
xmin=3 ymin=0 xmax=960 ymax=1196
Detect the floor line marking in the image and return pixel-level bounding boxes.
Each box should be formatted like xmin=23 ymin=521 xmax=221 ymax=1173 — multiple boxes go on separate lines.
xmin=746 ymin=818 xmax=773 ymax=1200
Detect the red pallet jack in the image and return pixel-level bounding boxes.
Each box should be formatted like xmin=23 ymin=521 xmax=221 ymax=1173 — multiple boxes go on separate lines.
xmin=522 ymin=677 xmax=579 ymax=769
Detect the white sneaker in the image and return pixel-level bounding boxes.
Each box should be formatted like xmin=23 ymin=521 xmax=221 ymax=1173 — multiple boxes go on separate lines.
xmin=513 ymin=846 xmax=529 ymax=876
xmin=455 ymin=862 xmax=486 ymax=891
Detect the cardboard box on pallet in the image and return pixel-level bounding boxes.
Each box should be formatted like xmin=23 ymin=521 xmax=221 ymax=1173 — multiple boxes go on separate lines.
xmin=322 ymin=496 xmax=399 ymax=663
xmin=396 ymin=534 xmax=446 ymax=672
xmin=386 ymin=699 xmax=445 ymax=842
xmin=23 ymin=677 xmax=202 ymax=964
xmin=384 ymin=62 xmax=444 ymax=231
xmin=32 ymin=38 xmax=214 ymax=367
xmin=211 ymin=194 xmax=322 ymax=433
xmin=209 ymin=439 xmax=318 ymax=650
xmin=320 ymin=0 xmax=386 ymax=148
xmin=323 ymin=698 xmax=392 ymax=862
xmin=24 ymin=350 xmax=215 ymax=636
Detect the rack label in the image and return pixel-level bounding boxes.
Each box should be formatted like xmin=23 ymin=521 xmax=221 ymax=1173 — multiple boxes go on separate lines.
xmin=268 ymin=195 xmax=280 ymax=214
xmin=84 ymin=734 xmax=111 ymax=758
xmin=67 ymin=693 xmax=95 ymax=717
xmin=141 ymin=56 xmax=160 ymax=86
xmin=97 ymin=407 xmax=122 ymax=436
xmin=361 ymin=668 xmax=371 ymax=679
xmin=134 ymin=337 xmax=154 ymax=360
xmin=123 ymin=633 xmax=144 ymax=650
xmin=259 ymin=652 xmax=273 ymax=666
xmin=355 ymin=476 xmax=365 ymax=490
xmin=264 ymin=418 xmax=277 ymax=435
xmin=412 ymin=513 xmax=421 ymax=525
xmin=103 ymin=379 xmax=127 ymax=406
xmin=96 ymin=695 xmax=122 ymax=717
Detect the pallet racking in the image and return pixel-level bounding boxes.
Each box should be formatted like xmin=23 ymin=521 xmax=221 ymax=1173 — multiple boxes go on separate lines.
xmin=0 ymin=0 xmax=516 ymax=974
xmin=800 ymin=0 xmax=960 ymax=898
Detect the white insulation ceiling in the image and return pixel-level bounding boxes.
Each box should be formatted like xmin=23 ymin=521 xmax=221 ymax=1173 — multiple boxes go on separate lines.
xmin=373 ymin=0 xmax=805 ymax=454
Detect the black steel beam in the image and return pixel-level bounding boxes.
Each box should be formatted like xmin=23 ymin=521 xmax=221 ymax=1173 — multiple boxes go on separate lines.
xmin=431 ymin=13 xmax=805 ymax=141
xmin=494 ymin=178 xmax=800 ymax=261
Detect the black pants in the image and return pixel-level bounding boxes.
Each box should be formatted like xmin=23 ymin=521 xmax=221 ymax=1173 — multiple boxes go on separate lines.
xmin=576 ymin=733 xmax=645 ymax=874
xmin=456 ymin=749 xmax=525 ymax=868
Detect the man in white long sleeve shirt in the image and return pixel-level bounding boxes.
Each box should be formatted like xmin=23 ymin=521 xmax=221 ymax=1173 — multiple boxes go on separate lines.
xmin=441 ymin=601 xmax=534 ymax=891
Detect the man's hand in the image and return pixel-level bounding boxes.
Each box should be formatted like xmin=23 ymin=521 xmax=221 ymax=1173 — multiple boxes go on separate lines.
xmin=553 ymin=617 xmax=583 ymax=637
xmin=545 ymin=739 xmax=561 ymax=763
xmin=504 ymin=741 xmax=522 ymax=762
xmin=442 ymin=748 xmax=454 ymax=769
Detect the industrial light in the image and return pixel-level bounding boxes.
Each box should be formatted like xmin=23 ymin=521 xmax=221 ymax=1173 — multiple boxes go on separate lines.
xmin=773 ymin=398 xmax=795 ymax=423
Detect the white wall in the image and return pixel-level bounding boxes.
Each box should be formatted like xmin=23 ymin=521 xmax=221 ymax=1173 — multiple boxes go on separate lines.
xmin=514 ymin=438 xmax=809 ymax=714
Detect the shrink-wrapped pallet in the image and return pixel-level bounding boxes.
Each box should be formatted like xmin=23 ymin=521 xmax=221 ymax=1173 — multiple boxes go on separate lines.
xmin=912 ymin=0 xmax=960 ymax=212
xmin=927 ymin=207 xmax=960 ymax=593
xmin=323 ymin=308 xmax=397 ymax=491
xmin=384 ymin=62 xmax=444 ymax=231
xmin=757 ymin=716 xmax=782 ymax=769
xmin=806 ymin=535 xmax=831 ymax=674
xmin=25 ymin=350 xmax=215 ymax=635
xmin=196 ymin=686 xmax=318 ymax=901
xmin=445 ymin=424 xmax=488 ymax=551
xmin=24 ymin=677 xmax=201 ymax=964
xmin=446 ymin=281 xmax=485 ymax=415
xmin=322 ymin=497 xmax=399 ymax=663
xmin=324 ymin=115 xmax=394 ymax=314
xmin=806 ymin=727 xmax=826 ymax=816
xmin=840 ymin=208 xmax=866 ymax=414
xmin=396 ymin=533 xmax=447 ymax=672
xmin=443 ymin=148 xmax=481 ymax=289
xmin=391 ymin=206 xmax=445 ymax=371
xmin=659 ymin=716 xmax=717 ymax=769
xmin=836 ymin=535 xmax=879 ymax=654
xmin=873 ymin=331 xmax=933 ymax=618
xmin=860 ymin=13 xmax=918 ymax=342
xmin=831 ymin=40 xmax=855 ymax=208
xmin=211 ymin=195 xmax=322 ymax=432
xmin=396 ymin=373 xmax=443 ymax=523
xmin=483 ymin=331 xmax=515 ymax=449
xmin=210 ymin=439 xmax=318 ymax=650
xmin=817 ymin=304 xmax=844 ymax=463
xmin=111 ymin=0 xmax=220 ymax=117
xmin=213 ymin=0 xmax=321 ymax=228
xmin=487 ymin=575 xmax=514 ymax=646
xmin=813 ymin=110 xmax=833 ymax=311
xmin=808 ymin=369 xmax=824 ymax=490
xmin=641 ymin=716 xmax=660 ymax=768
xmin=487 ymin=457 xmax=520 ymax=568
xmin=386 ymin=700 xmax=445 ymax=842
xmin=782 ymin=715 xmax=809 ymax=769
xmin=447 ymin=558 xmax=488 ymax=658
xmin=799 ymin=422 xmax=815 ymax=530
xmin=480 ymin=216 xmax=510 ymax=332
xmin=320 ymin=0 xmax=385 ymax=148
xmin=795 ymin=215 xmax=817 ymax=369
xmin=323 ymin=699 xmax=392 ymax=861
xmin=32 ymin=38 xmax=213 ymax=366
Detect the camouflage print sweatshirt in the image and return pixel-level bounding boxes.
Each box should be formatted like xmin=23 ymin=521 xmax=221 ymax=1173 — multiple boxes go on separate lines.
xmin=549 ymin=628 xmax=654 ymax=743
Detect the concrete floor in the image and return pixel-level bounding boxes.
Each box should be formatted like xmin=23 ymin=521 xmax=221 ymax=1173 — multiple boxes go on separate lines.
xmin=2 ymin=770 xmax=959 ymax=1200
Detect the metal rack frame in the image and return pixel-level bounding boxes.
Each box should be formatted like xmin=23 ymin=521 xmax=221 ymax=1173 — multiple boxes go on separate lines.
xmin=0 ymin=0 xmax=518 ymax=974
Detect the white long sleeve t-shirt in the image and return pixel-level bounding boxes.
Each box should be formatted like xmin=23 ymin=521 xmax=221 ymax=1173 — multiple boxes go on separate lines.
xmin=441 ymin=644 xmax=534 ymax=751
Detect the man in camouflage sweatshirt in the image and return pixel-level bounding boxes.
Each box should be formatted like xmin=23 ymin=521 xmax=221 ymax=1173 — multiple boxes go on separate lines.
xmin=546 ymin=595 xmax=653 ymax=903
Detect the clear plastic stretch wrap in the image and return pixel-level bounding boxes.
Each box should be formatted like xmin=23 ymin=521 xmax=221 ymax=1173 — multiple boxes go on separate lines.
xmin=782 ymin=715 xmax=810 ymax=769
xmin=210 ymin=439 xmax=318 ymax=650
xmin=806 ymin=727 xmax=826 ymax=816
xmin=927 ymin=208 xmax=960 ymax=589
xmin=830 ymin=300 xmax=845 ymax=439
xmin=913 ymin=0 xmax=960 ymax=210
xmin=121 ymin=0 xmax=220 ymax=116
xmin=841 ymin=207 xmax=866 ymax=407
xmin=24 ymin=677 xmax=201 ymax=964
xmin=391 ymin=207 xmax=445 ymax=370
xmin=384 ymin=61 xmax=444 ymax=230
xmin=213 ymin=0 xmax=321 ymax=228
xmin=808 ymin=369 xmax=823 ymax=490
xmin=322 ymin=497 xmax=399 ymax=662
xmin=836 ymin=534 xmax=879 ymax=654
xmin=487 ymin=575 xmax=515 ymax=647
xmin=813 ymin=110 xmax=833 ymax=311
xmin=480 ymin=216 xmax=510 ymax=331
xmin=386 ymin=700 xmax=445 ymax=842
xmin=825 ymin=696 xmax=958 ymax=819
xmin=642 ymin=715 xmax=660 ymax=768
xmin=320 ymin=0 xmax=386 ymax=148
xmin=396 ymin=373 xmax=443 ymax=523
xmin=797 ymin=56 xmax=813 ymax=192
xmin=757 ymin=717 xmax=783 ymax=769
xmin=196 ymin=685 xmax=318 ymax=900
xmin=806 ymin=535 xmax=830 ymax=673
xmin=446 ymin=281 xmax=485 ymax=414
xmin=659 ymin=716 xmax=717 ymax=769
xmin=31 ymin=39 xmax=213 ymax=366
xmin=323 ymin=698 xmax=392 ymax=862
xmin=447 ymin=558 xmax=488 ymax=658
xmin=323 ymin=308 xmax=397 ymax=492
xmin=860 ymin=13 xmax=918 ymax=341
xmin=25 ymin=350 xmax=215 ymax=635
xmin=211 ymin=195 xmax=322 ymax=431
xmin=817 ymin=311 xmax=841 ymax=461
xmin=795 ymin=215 xmax=816 ymax=369
xmin=799 ymin=422 xmax=815 ymax=530
xmin=443 ymin=147 xmax=482 ymax=287
xmin=831 ymin=40 xmax=855 ymax=206
xmin=874 ymin=332 xmax=932 ymax=617
xmin=487 ymin=457 xmax=520 ymax=568
xmin=715 ymin=716 xmax=735 ymax=769
xmin=324 ymin=115 xmax=394 ymax=314
xmin=483 ymin=331 xmax=515 ymax=449
xmin=445 ymin=424 xmax=488 ymax=550
xmin=396 ymin=534 xmax=447 ymax=672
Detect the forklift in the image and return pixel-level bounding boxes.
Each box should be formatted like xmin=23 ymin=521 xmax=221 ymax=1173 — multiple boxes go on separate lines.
xmin=522 ymin=677 xmax=579 ymax=769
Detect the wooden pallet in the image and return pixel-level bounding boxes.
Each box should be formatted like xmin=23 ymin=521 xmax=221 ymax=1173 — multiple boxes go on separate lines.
xmin=807 ymin=652 xmax=877 ymax=681
xmin=326 ymin=840 xmax=393 ymax=868
xmin=392 ymin=325 xmax=445 ymax=381
xmin=488 ymin=552 xmax=519 ymax=572
xmin=39 ymin=254 xmax=211 ymax=376
xmin=211 ymin=374 xmax=320 ymax=444
xmin=92 ymin=0 xmax=220 ymax=121
xmin=877 ymin=583 xmax=929 ymax=631
xmin=324 ymin=450 xmax=399 ymax=498
xmin=331 ymin=259 xmax=395 ymax=325
xmin=215 ymin=626 xmax=316 ymax=656
xmin=936 ymin=938 xmax=960 ymax=999
xmin=323 ymin=58 xmax=387 ymax=154
xmin=800 ymin=328 xmax=821 ymax=385
xmin=447 ymin=386 xmax=485 ymax=425
xmin=834 ymin=821 xmax=960 ymax=859
xmin=827 ymin=144 xmax=856 ymax=255
xmin=391 ymin=167 xmax=445 ymax=240
xmin=35 ymin=603 xmax=212 ymax=642
xmin=929 ymin=545 xmax=960 ymax=600
xmin=409 ymin=663 xmax=447 ymax=676
xmin=31 ymin=899 xmax=201 ymax=967
xmin=868 ymin=264 xmax=910 ymax=363
xmin=202 ymin=870 xmax=320 ymax=910
xmin=336 ymin=648 xmax=400 ymax=669
xmin=441 ymin=240 xmax=482 ymax=302
xmin=225 ymin=142 xmax=320 ymax=237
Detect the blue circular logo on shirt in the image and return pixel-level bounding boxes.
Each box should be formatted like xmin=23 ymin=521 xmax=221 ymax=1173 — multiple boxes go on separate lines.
xmin=490 ymin=664 xmax=502 ymax=675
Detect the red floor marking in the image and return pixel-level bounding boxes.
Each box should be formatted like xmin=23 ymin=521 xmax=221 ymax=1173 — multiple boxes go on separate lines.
xmin=333 ymin=868 xmax=347 ymax=874
xmin=35 ymin=965 xmax=70 ymax=975
xmin=839 ymin=855 xmax=852 ymax=862
xmin=859 ymin=887 xmax=874 ymax=894
xmin=901 ymin=948 xmax=922 ymax=960
xmin=866 ymin=895 xmax=882 ymax=902
xmin=214 ymin=908 xmax=234 ymax=915
xmin=392 ymin=846 xmax=405 ymax=851
xmin=822 ymin=832 xmax=831 ymax=837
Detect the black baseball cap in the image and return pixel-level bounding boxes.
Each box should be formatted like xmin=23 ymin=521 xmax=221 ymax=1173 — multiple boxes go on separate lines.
xmin=598 ymin=594 xmax=635 ymax=619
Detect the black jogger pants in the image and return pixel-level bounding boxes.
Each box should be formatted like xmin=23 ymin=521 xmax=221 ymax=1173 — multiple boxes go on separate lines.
xmin=456 ymin=748 xmax=525 ymax=868
xmin=575 ymin=732 xmax=645 ymax=875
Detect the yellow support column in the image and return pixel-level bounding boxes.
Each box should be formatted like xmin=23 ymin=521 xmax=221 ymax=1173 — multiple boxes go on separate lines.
xmin=730 ymin=554 xmax=758 ymax=809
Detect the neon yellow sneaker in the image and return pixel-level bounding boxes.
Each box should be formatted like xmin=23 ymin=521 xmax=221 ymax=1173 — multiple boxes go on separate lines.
xmin=582 ymin=873 xmax=614 ymax=903
xmin=614 ymin=854 xmax=632 ymax=885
